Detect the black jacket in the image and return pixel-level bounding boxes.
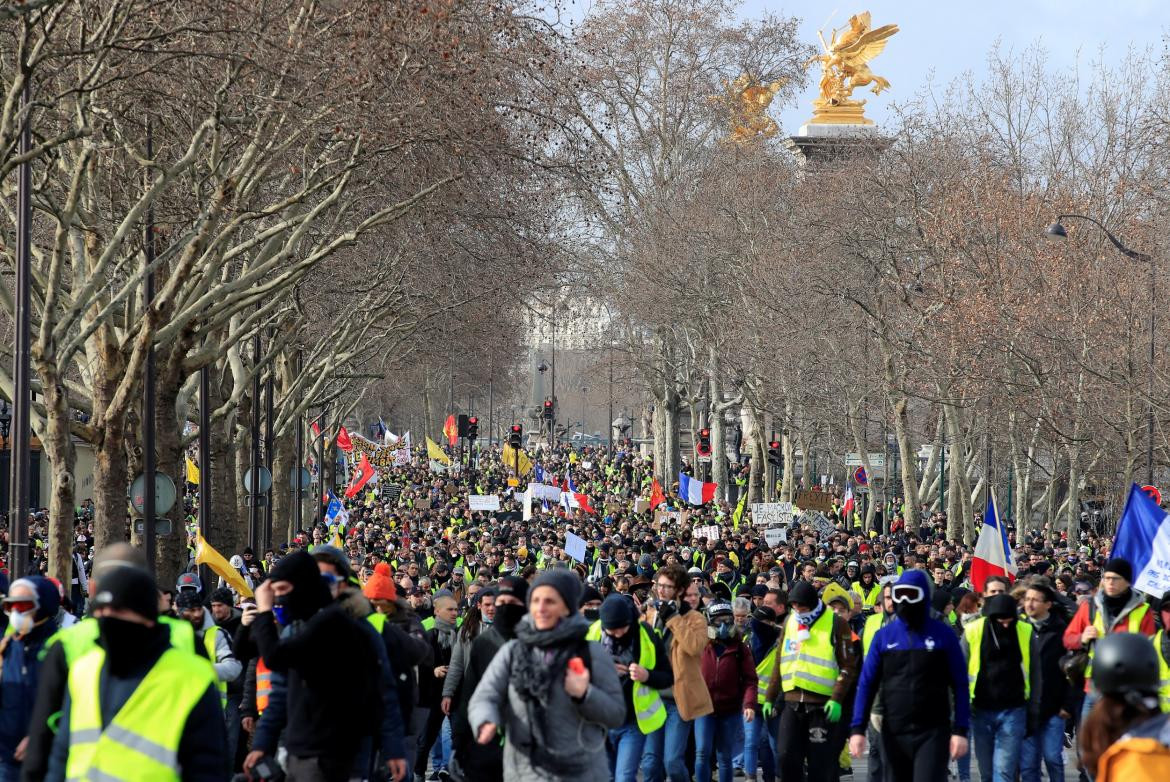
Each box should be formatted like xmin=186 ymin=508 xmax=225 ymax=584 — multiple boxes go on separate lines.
xmin=1027 ymin=613 xmax=1077 ymax=720
xmin=252 ymin=603 xmax=384 ymax=763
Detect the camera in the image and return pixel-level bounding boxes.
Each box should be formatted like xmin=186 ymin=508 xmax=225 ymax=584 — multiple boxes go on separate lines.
xmin=231 ymin=756 xmax=284 ymax=782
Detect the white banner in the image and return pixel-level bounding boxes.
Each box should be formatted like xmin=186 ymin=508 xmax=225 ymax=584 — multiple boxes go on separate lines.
xmin=564 ymin=532 xmax=587 ymax=563
xmin=693 ymin=524 xmax=720 ymax=541
xmin=528 ymin=483 xmax=563 ymax=502
xmin=469 ymin=494 xmax=501 ymax=512
xmin=763 ymin=527 xmax=788 ymax=547
xmin=752 ymin=502 xmax=795 ymax=527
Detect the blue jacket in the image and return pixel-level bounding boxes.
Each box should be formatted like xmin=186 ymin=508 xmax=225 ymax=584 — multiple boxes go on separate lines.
xmin=0 ymin=619 xmax=56 ymax=764
xmin=850 ymin=614 xmax=970 ymax=737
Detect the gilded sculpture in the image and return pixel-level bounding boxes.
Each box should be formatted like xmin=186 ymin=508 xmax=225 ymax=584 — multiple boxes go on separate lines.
xmin=713 ymin=74 xmax=784 ymax=142
xmin=807 ymin=11 xmax=899 ymax=126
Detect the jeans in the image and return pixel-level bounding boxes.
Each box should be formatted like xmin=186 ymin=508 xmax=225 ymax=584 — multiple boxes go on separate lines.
xmin=972 ymin=706 xmax=1027 ymax=782
xmin=695 ymin=712 xmax=741 ymax=782
xmin=1078 ymin=690 xmax=1100 ymax=781
xmin=1021 ymin=713 xmax=1066 ymax=782
xmin=641 ymin=700 xmax=692 ymax=782
xmin=225 ymin=693 xmax=243 ymax=770
xmin=608 ymin=722 xmax=647 ymax=782
xmin=429 ymin=716 xmax=452 ymax=771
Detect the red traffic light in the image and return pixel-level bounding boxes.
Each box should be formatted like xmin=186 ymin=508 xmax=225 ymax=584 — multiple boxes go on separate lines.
xmin=469 ymin=417 xmax=478 ymax=425
xmin=768 ymin=440 xmax=781 ymax=450
xmin=700 ymin=428 xmax=710 ymax=438
xmin=510 ymin=424 xmax=522 ymax=433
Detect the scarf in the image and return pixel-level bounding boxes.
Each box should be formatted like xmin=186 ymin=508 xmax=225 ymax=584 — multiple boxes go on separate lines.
xmin=434 ymin=617 xmax=457 ymax=650
xmin=794 ymin=600 xmax=825 ymax=641
xmin=510 ymin=613 xmax=591 ymax=775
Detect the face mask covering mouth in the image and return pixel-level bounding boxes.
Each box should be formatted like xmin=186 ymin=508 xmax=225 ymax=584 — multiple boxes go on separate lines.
xmin=6 ymin=610 xmax=34 ymax=636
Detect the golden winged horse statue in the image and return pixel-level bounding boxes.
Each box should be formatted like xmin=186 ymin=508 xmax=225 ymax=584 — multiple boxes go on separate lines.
xmin=808 ymin=12 xmax=899 ymax=125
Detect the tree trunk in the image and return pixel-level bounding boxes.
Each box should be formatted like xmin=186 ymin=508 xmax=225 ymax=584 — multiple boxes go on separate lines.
xmin=271 ymin=426 xmax=295 ymax=545
xmin=91 ymin=364 xmax=131 ymax=551
xmin=38 ymin=376 xmax=76 ymax=582
xmin=153 ymin=378 xmax=186 ymax=587
xmin=890 ymin=396 xmax=921 ymax=532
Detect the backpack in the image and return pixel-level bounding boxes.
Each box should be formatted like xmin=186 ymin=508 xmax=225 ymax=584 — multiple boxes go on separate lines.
xmin=1096 ymin=715 xmax=1170 ymax=782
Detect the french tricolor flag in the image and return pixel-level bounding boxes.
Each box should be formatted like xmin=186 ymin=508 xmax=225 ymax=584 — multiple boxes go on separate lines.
xmin=678 ymin=472 xmax=717 ymax=506
xmin=560 ymin=471 xmax=596 ymax=514
xmin=971 ymin=491 xmax=1016 ymax=593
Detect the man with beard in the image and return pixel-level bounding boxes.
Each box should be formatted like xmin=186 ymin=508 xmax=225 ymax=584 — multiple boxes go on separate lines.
xmin=451 ymin=576 xmax=528 ymax=782
xmin=849 ymin=569 xmax=970 ymax=781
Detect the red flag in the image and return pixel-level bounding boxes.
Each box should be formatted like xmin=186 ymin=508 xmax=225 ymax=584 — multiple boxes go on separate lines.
xmin=311 ymin=421 xmax=322 ymax=438
xmin=443 ymin=415 xmax=458 ymax=446
xmin=345 ymin=453 xmax=376 ymax=498
xmin=576 ymin=492 xmax=596 ymax=515
xmin=649 ymin=479 xmax=666 ymax=511
xmin=336 ymin=426 xmax=354 ymax=453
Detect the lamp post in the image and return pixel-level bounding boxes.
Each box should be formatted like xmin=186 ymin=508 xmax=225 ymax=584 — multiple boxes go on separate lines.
xmin=0 ymin=400 xmax=10 ymax=515
xmin=9 ymin=81 xmax=32 ymax=577
xmin=1046 ymin=215 xmax=1154 ymax=484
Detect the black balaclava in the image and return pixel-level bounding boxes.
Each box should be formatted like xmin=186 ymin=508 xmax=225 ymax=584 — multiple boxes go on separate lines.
xmin=268 ymin=550 xmax=331 ymax=623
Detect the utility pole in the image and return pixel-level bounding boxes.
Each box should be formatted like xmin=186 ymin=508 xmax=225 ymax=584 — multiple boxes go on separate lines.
xmin=142 ymin=119 xmax=157 ymax=573
xmin=198 ymin=354 xmax=211 ymax=589
xmin=249 ymin=329 xmax=261 ymax=552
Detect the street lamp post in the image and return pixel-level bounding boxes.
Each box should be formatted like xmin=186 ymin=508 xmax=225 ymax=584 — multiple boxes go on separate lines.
xmin=9 ymin=82 xmax=33 ymax=577
xmin=1047 ymin=215 xmax=1154 ymax=484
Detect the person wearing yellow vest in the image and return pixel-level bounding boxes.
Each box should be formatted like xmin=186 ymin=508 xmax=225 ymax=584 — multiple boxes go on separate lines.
xmin=175 ymin=590 xmax=241 ymax=717
xmin=585 ymin=594 xmax=671 ymax=782
xmin=1154 ymin=592 xmax=1170 ymax=714
xmin=1080 ymin=632 xmax=1170 ymax=782
xmin=960 ymin=594 xmax=1040 ymax=782
xmin=45 ymin=565 xmax=227 ymax=781
xmin=764 ymin=580 xmax=859 ymax=782
xmin=852 ymin=564 xmax=882 ymax=613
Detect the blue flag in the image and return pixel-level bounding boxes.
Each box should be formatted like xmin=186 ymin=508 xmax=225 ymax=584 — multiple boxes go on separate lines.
xmin=1111 ymin=483 xmax=1170 ymax=596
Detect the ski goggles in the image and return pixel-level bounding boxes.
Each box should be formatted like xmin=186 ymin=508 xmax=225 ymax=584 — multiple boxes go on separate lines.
xmin=890 ymin=584 xmax=926 ymax=604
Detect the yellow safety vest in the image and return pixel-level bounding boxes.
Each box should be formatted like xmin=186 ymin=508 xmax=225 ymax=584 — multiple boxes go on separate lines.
xmin=202 ymin=625 xmax=229 ymax=711
xmin=852 ymin=582 xmax=881 ymax=610
xmin=755 ymin=644 xmax=778 ymax=705
xmin=861 ymin=612 xmax=887 ymax=659
xmin=48 ymin=616 xmax=195 ymax=665
xmin=964 ymin=617 xmax=1033 ymax=700
xmin=586 ymin=620 xmax=667 ymax=734
xmin=1154 ymin=629 xmax=1170 ymax=713
xmin=779 ymin=609 xmax=839 ymax=697
xmin=65 ymin=647 xmax=216 ymax=781
xmin=1086 ymin=604 xmax=1150 ymax=681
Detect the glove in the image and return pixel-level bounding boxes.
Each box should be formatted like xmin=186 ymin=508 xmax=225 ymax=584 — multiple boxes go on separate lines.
xmin=657 ymin=600 xmax=678 ymax=621
xmin=824 ymin=700 xmax=842 ymax=723
xmin=762 ymin=702 xmax=775 ymax=720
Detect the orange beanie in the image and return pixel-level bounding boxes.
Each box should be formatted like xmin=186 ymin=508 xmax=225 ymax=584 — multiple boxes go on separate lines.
xmin=362 ymin=561 xmax=397 ymax=602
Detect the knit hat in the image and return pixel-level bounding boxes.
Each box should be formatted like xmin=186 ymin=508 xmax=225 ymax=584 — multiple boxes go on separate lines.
xmin=175 ymin=591 xmax=202 ymax=611
xmin=788 ymin=581 xmax=818 ymax=610
xmin=1103 ymin=558 xmax=1133 ymax=584
xmin=984 ymin=594 xmax=1018 ymax=620
xmin=93 ymin=566 xmax=159 ymax=621
xmin=497 ymin=575 xmax=529 ymax=604
xmin=362 ymin=562 xmax=397 ymax=602
xmin=209 ymin=588 xmax=234 ymax=607
xmin=530 ymin=568 xmax=582 ymax=613
xmin=599 ymin=594 xmax=635 ymax=630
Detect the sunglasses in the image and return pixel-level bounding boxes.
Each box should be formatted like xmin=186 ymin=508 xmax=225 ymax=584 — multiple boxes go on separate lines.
xmin=4 ymin=600 xmax=35 ymax=614
xmin=890 ymin=584 xmax=925 ymax=604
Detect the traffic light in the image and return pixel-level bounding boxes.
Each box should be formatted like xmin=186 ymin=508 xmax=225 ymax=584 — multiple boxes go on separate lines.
xmin=467 ymin=416 xmax=479 ymax=440
xmin=509 ymin=424 xmax=522 ymax=448
xmin=767 ymin=439 xmax=782 ymax=466
xmin=457 ymin=414 xmax=470 ymax=437
xmin=695 ymin=428 xmax=712 ymax=457
xmin=542 ymin=399 xmax=554 ymax=420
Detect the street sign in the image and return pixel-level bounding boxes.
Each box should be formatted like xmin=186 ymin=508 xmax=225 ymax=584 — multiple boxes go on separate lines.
xmin=134 ymin=519 xmax=173 ymax=535
xmin=243 ymin=466 xmax=273 ymax=494
xmin=1142 ymin=484 xmax=1162 ymax=506
xmin=853 ymin=466 xmax=868 ymax=486
xmin=290 ymin=467 xmax=312 ymax=490
xmin=129 ymin=472 xmax=177 ymax=515
xmin=845 ymin=453 xmax=886 ymax=468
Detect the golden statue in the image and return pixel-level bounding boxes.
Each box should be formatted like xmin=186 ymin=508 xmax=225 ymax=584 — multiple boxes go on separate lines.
xmin=807 ymin=12 xmax=898 ymax=126
xmin=712 ymin=74 xmax=785 ymax=142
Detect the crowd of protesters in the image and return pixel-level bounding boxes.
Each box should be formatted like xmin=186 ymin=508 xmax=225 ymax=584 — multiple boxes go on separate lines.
xmin=0 ymin=442 xmax=1168 ymax=781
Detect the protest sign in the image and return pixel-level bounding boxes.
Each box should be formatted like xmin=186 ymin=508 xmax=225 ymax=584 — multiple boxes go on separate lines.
xmin=693 ymin=524 xmax=721 ymax=541
xmin=565 ymin=532 xmax=587 ymax=563
xmin=528 ymin=483 xmax=563 ymax=502
xmin=798 ymin=510 xmax=836 ymax=540
xmin=794 ymin=490 xmax=834 ymax=513
xmin=633 ymin=498 xmax=651 ymax=514
xmin=763 ymin=527 xmax=788 ymax=547
xmin=752 ymin=502 xmax=795 ymax=527
xmin=469 ymin=495 xmax=501 ymax=512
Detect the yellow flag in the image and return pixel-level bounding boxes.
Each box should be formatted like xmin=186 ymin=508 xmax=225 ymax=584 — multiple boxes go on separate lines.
xmin=185 ymin=457 xmax=200 ymax=485
xmin=501 ymin=444 xmax=533 ymax=475
xmin=427 ymin=436 xmax=451 ymax=465
xmin=194 ymin=532 xmax=253 ymax=598
xmin=330 ymin=530 xmax=344 ymax=548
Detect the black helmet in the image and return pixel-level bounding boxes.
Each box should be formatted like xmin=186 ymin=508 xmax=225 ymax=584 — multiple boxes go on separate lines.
xmin=1091 ymin=633 xmax=1160 ymax=699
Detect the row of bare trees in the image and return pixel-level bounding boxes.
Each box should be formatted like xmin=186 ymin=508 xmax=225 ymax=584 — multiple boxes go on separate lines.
xmin=552 ymin=0 xmax=1170 ymax=543
xmin=0 ymin=0 xmax=576 ymax=583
